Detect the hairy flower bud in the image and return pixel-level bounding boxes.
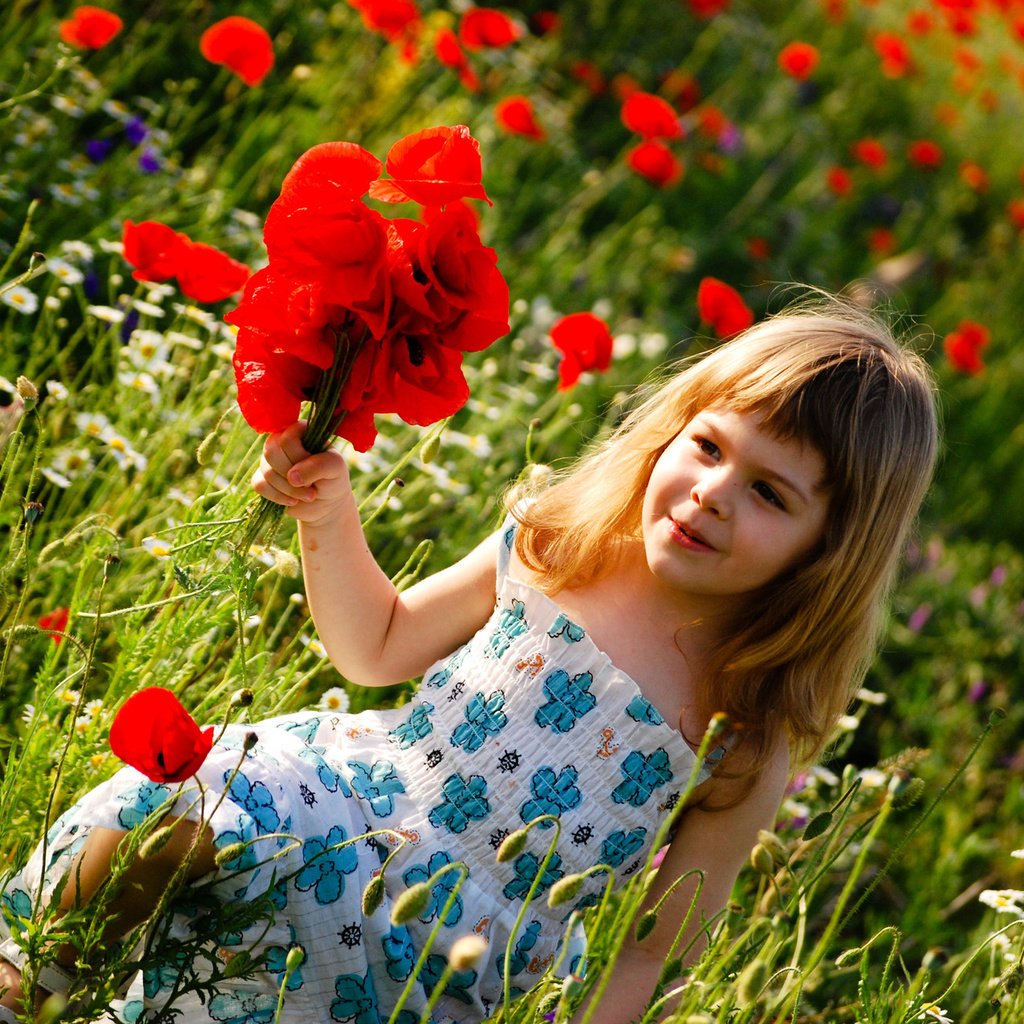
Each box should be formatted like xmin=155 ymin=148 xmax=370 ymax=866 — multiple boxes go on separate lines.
xmin=231 ymin=688 xmax=255 ymax=708
xmin=736 ymin=957 xmax=769 ymax=1006
xmin=750 ymin=843 xmax=775 ymax=876
xmin=362 ymin=875 xmax=385 ymax=917
xmin=547 ymin=873 xmax=585 ymax=907
xmin=448 ymin=934 xmax=488 ymax=970
xmin=635 ymin=908 xmax=658 ymax=942
xmin=495 ymin=827 xmax=530 ymax=863
xmin=285 ymin=945 xmax=306 ymax=975
xmin=215 ymin=841 xmax=248 ymax=867
xmin=16 ymin=375 xmax=38 ymax=404
xmin=756 ymin=829 xmax=788 ymax=866
xmin=138 ymin=825 xmax=176 ymax=860
xmin=420 ymin=434 xmax=441 ymax=464
xmin=390 ymin=881 xmax=432 ymax=925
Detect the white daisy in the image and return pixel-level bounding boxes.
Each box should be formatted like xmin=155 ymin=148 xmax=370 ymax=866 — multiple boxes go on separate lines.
xmin=319 ymin=687 xmax=350 ymax=712
xmin=117 ymin=370 xmax=161 ymax=400
xmin=979 ymin=889 xmax=1024 ymax=916
xmin=75 ymin=411 xmax=111 ymax=438
xmin=132 ymin=299 xmax=166 ymax=318
xmin=86 ymin=304 xmax=125 ymax=324
xmin=1 ymin=285 xmax=39 ymax=314
xmin=40 ymin=466 xmax=73 ymax=489
xmin=916 ymin=1004 xmax=952 ymax=1023
xmin=46 ymin=380 xmax=69 ymax=400
xmin=142 ymin=536 xmax=174 ymax=559
xmin=46 ymin=258 xmax=84 ymax=286
xmin=299 ymin=635 xmax=328 ymax=659
xmin=60 ymin=240 xmax=94 ymax=262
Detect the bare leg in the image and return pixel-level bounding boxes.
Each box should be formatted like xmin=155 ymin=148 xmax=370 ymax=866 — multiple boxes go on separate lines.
xmin=0 ymin=816 xmax=217 ymax=1014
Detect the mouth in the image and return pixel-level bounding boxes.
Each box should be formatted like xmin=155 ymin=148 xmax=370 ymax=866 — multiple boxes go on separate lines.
xmin=671 ymin=518 xmax=715 ymax=551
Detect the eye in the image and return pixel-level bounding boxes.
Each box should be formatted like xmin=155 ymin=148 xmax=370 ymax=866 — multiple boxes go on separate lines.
xmin=754 ymin=481 xmax=785 ymax=510
xmin=694 ymin=436 xmax=719 ymax=459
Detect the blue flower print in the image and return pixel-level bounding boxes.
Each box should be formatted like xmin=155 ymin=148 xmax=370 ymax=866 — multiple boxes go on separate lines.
xmin=451 ymin=690 xmax=508 ymax=753
xmin=282 ymin=716 xmax=324 ymax=743
xmin=209 ymin=991 xmax=278 ymax=1024
xmin=503 ymin=851 xmax=565 ymax=901
xmin=534 ymin=669 xmax=597 ymax=735
xmin=503 ymin=522 xmax=516 ymax=551
xmin=1 ymin=887 xmax=31 ymax=926
xmin=143 ymin=951 xmax=190 ymax=998
xmin=401 ymin=850 xmax=464 ymax=926
xmin=297 ymin=746 xmax=352 ymax=796
xmin=330 ymin=971 xmax=380 ymax=1024
xmin=625 ymin=694 xmax=665 ymax=726
xmin=548 ymin=613 xmax=586 ymax=643
xmin=428 ymin=773 xmax=491 ymax=834
xmin=601 ymin=827 xmax=647 ymax=867
xmin=382 ymin=925 xmax=416 ymax=982
xmin=347 ymin=759 xmax=406 ymax=818
xmin=225 ymin=770 xmax=280 ymax=835
xmin=611 ymin=749 xmax=674 ymax=807
xmin=421 ymin=953 xmax=478 ymax=1005
xmin=388 ymin=703 xmax=435 ymax=749
xmin=116 ymin=999 xmax=143 ymax=1024
xmin=295 ymin=824 xmax=359 ymax=905
xmin=487 ymin=598 xmax=528 ymax=658
xmin=520 ymin=765 xmax=583 ymax=827
xmin=115 ymin=780 xmax=172 ymax=829
xmin=498 ymin=919 xmax=542 ymax=979
xmin=425 ymin=646 xmax=468 ymax=689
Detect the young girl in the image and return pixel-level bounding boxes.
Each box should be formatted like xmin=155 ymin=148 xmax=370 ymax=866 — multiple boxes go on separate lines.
xmin=0 ymin=299 xmax=938 ymax=1024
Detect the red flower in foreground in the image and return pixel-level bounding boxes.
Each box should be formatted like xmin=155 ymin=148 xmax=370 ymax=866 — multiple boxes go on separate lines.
xmin=200 ymin=16 xmax=274 ymax=86
xmin=59 ymin=6 xmax=123 ymax=49
xmin=943 ymin=321 xmax=989 ymax=375
xmin=38 ymin=607 xmax=70 ymax=646
xmin=110 ymin=687 xmax=215 ymax=784
xmin=458 ymin=8 xmax=521 ymax=50
xmin=549 ymin=313 xmax=613 ymax=390
xmin=778 ymin=41 xmax=819 ymax=80
xmin=697 ymin=277 xmax=754 ymax=338
xmin=626 ymin=140 xmax=684 ymax=188
xmin=122 ymin=220 xmax=189 ymax=283
xmin=621 ymin=91 xmax=683 ymax=139
xmin=495 ymin=96 xmax=545 ymax=140
xmin=370 ymin=124 xmax=491 ymax=205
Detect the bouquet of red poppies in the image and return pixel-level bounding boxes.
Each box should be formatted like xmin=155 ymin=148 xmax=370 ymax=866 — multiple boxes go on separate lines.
xmin=227 ymin=125 xmax=510 ymax=545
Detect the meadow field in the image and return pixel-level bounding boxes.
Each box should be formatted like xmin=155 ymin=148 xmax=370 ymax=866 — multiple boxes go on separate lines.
xmin=1 ymin=1 xmax=1023 ymax=1021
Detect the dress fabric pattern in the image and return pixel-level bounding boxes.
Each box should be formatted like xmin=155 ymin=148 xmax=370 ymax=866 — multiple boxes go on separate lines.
xmin=0 ymin=516 xmax=714 ymax=1024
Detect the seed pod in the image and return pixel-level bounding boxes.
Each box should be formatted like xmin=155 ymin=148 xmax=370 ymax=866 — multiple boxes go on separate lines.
xmin=802 ymin=810 xmax=833 ymax=840
xmin=496 ymin=828 xmax=530 ymax=863
xmin=215 ymin=841 xmax=248 ymax=867
xmin=138 ymin=825 xmax=176 ymax=860
xmin=243 ymin=731 xmax=259 ymax=752
xmin=16 ymin=375 xmax=38 ymax=403
xmin=362 ymin=875 xmax=385 ymax=917
xmin=736 ymin=957 xmax=769 ymax=1006
xmin=547 ymin=873 xmax=585 ymax=907
xmin=635 ymin=909 xmax=658 ymax=942
xmin=420 ymin=434 xmax=441 ymax=464
xmin=231 ymin=688 xmax=255 ymax=708
xmin=285 ymin=945 xmax=306 ymax=974
xmin=891 ymin=776 xmax=925 ymax=810
xmin=749 ymin=843 xmax=775 ymax=876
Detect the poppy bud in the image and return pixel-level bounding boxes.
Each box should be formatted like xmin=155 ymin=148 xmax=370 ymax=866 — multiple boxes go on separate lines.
xmin=103 ymin=553 xmax=122 ymax=579
xmin=561 ymin=972 xmax=586 ymax=1000
xmin=658 ymin=956 xmax=683 ymax=986
xmin=802 ymin=810 xmax=833 ymax=840
xmin=496 ymin=827 xmax=530 ymax=863
xmin=243 ymin=731 xmax=259 ymax=752
xmin=16 ymin=376 xmax=38 ymax=405
xmin=285 ymin=945 xmax=306 ymax=974
xmin=231 ymin=688 xmax=254 ymax=708
xmin=23 ymin=501 xmax=44 ymax=525
xmin=890 ymin=775 xmax=925 ymax=810
xmin=215 ymin=841 xmax=248 ymax=867
xmin=362 ymin=875 xmax=386 ymax=917
xmin=448 ymin=934 xmax=487 ymax=970
xmin=756 ymin=829 xmax=788 ymax=866
xmin=635 ymin=908 xmax=658 ymax=941
xmin=547 ymin=873 xmax=585 ymax=907
xmin=420 ymin=434 xmax=441 ymax=464
xmin=37 ymin=993 xmax=66 ymax=1024
xmin=390 ymin=881 xmax=432 ymax=925
xmin=749 ymin=843 xmax=775 ymax=876
xmin=196 ymin=429 xmax=218 ymax=466
xmin=736 ymin=957 xmax=768 ymax=1006
xmin=138 ymin=825 xmax=176 ymax=860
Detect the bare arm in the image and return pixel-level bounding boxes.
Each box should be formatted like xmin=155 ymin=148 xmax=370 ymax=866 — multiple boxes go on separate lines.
xmin=575 ymin=740 xmax=790 ymax=1024
xmin=252 ymin=423 xmax=499 ymax=686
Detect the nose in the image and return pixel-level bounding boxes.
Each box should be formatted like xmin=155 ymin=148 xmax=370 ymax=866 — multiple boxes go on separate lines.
xmin=690 ymin=468 xmax=733 ymax=517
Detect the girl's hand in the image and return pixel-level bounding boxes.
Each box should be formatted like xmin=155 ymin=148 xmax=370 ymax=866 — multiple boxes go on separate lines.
xmin=251 ymin=421 xmax=352 ymax=526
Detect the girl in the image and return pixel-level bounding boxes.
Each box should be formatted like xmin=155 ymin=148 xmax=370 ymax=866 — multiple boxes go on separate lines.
xmin=0 ymin=298 xmax=938 ymax=1024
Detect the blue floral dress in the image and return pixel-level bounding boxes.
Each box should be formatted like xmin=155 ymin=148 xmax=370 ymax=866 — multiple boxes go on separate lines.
xmin=0 ymin=516 xmax=720 ymax=1024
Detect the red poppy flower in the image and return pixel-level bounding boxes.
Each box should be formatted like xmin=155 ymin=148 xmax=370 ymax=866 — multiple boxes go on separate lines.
xmin=826 ymin=166 xmax=853 ymax=197
xmin=176 ymin=241 xmax=250 ymax=304
xmin=906 ymin=10 xmax=934 ymax=35
xmin=778 ymin=41 xmax=819 ymax=80
xmin=121 ymin=220 xmax=189 ymax=283
xmin=697 ymin=277 xmax=754 ymax=338
xmin=687 ymin=0 xmax=729 ymax=17
xmin=820 ymin=0 xmax=847 ymax=23
xmin=348 ymin=0 xmax=422 ymax=61
xmin=611 ymin=73 xmax=641 ymax=100
xmin=38 ymin=607 xmax=70 ymax=646
xmin=434 ymin=28 xmax=479 ymax=90
xmin=943 ymin=320 xmax=989 ymax=375
xmin=370 ymin=125 xmax=491 ymax=206
xmin=549 ymin=313 xmax=613 ymax=390
xmin=1007 ymin=198 xmax=1024 ymax=230
xmin=868 ymin=227 xmax=896 ymax=255
xmin=959 ymin=161 xmax=988 ymax=192
xmin=662 ymin=70 xmax=701 ymax=112
xmin=458 ymin=7 xmax=521 ymax=50
xmin=907 ymin=139 xmax=943 ymax=169
xmin=851 ymin=137 xmax=888 ymax=170
xmin=626 ymin=140 xmax=684 ymax=188
xmin=873 ymin=32 xmax=914 ymax=77
xmin=570 ymin=60 xmax=606 ymax=95
xmin=695 ymin=104 xmax=727 ymax=141
xmin=495 ymin=95 xmax=545 ymax=140
xmin=59 ymin=6 xmax=123 ymax=49
xmin=745 ymin=236 xmax=771 ymax=261
xmin=109 ymin=687 xmax=215 ymax=784
xmin=199 ymin=16 xmax=274 ymax=87
xmin=531 ymin=11 xmax=561 ymax=35
xmin=621 ymin=92 xmax=683 ymax=139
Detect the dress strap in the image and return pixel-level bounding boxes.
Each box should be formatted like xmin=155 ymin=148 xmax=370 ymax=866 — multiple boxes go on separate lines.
xmin=496 ymin=509 xmax=518 ymax=585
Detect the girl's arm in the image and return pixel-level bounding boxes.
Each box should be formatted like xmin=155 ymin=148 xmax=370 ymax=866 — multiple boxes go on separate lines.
xmin=253 ymin=422 xmax=500 ymax=686
xmin=574 ymin=740 xmax=790 ymax=1024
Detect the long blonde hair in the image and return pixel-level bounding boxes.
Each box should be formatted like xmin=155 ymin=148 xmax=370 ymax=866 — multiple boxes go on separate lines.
xmin=512 ymin=297 xmax=939 ymax=775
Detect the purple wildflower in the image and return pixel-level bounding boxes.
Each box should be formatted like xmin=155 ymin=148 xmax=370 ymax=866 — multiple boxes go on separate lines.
xmin=138 ymin=149 xmax=162 ymax=174
xmin=125 ymin=117 xmax=148 ymax=146
xmin=86 ymin=139 xmax=114 ymax=163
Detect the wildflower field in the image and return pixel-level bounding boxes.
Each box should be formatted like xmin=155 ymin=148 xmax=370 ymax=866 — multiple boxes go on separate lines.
xmin=2 ymin=0 xmax=1024 ymax=1021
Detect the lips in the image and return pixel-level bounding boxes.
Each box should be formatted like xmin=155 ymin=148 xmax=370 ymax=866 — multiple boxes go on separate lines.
xmin=672 ymin=517 xmax=715 ymax=551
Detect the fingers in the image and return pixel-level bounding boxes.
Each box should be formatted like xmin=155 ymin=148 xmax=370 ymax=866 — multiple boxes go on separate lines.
xmin=251 ymin=423 xmax=348 ymax=510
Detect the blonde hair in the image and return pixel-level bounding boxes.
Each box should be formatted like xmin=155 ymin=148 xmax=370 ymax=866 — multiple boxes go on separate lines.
xmin=511 ymin=297 xmax=938 ymax=777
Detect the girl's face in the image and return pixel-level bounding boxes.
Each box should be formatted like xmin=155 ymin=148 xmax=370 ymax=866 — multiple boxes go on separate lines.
xmin=640 ymin=406 xmax=828 ymax=617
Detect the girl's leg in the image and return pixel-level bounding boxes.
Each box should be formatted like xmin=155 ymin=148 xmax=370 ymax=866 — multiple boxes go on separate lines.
xmin=0 ymin=815 xmax=217 ymax=1015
